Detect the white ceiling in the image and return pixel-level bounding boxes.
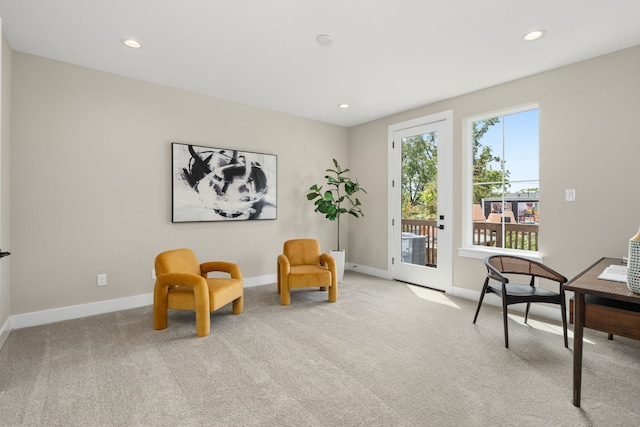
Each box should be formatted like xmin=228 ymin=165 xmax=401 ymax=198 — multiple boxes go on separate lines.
xmin=1 ymin=0 xmax=639 ymax=127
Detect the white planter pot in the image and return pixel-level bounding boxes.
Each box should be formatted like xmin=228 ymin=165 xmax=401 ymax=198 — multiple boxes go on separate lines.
xmin=330 ymin=249 xmax=345 ymax=283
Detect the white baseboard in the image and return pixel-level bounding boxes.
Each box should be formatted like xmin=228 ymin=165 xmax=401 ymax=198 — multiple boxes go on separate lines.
xmin=346 ymin=263 xmax=391 ymax=280
xmin=344 ymin=264 xmax=563 ymax=322
xmin=244 ymin=274 xmax=276 ymax=288
xmin=0 ymin=316 xmax=10 ymax=350
xmin=10 ymin=293 xmax=154 ymax=330
xmin=0 ymin=270 xmax=563 ymax=351
xmin=345 ymin=263 xmax=563 ymax=322
xmin=0 ymin=273 xmax=279 ymax=349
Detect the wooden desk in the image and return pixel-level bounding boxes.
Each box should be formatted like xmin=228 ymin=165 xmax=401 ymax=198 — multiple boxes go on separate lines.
xmin=564 ymin=257 xmax=640 ymax=407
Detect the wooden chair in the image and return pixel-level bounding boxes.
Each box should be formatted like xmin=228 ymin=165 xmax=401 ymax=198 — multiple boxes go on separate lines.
xmin=473 ymin=255 xmax=568 ymax=348
xmin=153 ymin=248 xmax=243 ymax=337
xmin=277 ymin=239 xmax=337 ymax=306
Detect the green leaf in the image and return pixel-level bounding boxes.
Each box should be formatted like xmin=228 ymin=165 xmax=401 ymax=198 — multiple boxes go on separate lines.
xmin=307 ymin=158 xmax=367 ymax=248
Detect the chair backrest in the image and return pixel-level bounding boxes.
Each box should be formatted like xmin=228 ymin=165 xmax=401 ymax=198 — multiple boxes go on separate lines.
xmin=486 ymin=255 xmax=567 ymax=283
xmin=155 ymin=248 xmax=201 ymax=276
xmin=283 ymin=239 xmax=322 ymax=266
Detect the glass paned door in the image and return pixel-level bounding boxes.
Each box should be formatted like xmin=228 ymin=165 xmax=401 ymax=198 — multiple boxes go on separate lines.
xmin=390 ymin=113 xmax=452 ymax=291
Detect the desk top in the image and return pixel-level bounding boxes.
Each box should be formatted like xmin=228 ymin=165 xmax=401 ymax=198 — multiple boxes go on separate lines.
xmin=564 ymin=257 xmax=640 ymax=304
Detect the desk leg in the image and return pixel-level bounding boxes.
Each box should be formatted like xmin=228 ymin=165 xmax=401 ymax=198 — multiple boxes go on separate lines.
xmin=573 ymin=292 xmax=585 ymax=407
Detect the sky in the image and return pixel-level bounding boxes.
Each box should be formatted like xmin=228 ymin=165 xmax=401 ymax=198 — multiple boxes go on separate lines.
xmin=478 ymin=108 xmax=539 ymax=193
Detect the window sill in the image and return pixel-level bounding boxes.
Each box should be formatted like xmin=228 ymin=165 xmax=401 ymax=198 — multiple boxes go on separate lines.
xmin=458 ymin=246 xmax=542 ymax=262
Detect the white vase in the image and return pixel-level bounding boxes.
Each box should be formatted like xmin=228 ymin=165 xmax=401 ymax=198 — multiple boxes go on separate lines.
xmin=330 ymin=249 xmax=345 ymax=283
xmin=627 ymin=227 xmax=640 ymax=293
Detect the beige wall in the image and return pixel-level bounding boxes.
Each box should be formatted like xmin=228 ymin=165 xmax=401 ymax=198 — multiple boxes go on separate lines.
xmin=0 ymin=31 xmax=10 ymax=328
xmin=7 ymin=43 xmax=640 ymax=317
xmin=10 ymin=52 xmax=348 ymax=314
xmin=348 ymin=45 xmax=640 ymax=290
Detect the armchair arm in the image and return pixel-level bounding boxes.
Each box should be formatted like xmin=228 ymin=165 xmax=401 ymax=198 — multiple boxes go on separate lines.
xmin=200 ymin=261 xmax=242 ymax=279
xmin=154 ymin=272 xmax=210 ymax=337
xmin=156 ymin=272 xmax=208 ymax=288
xmin=319 ymin=253 xmax=337 ymax=274
xmin=277 ymin=254 xmax=290 ymax=276
xmin=154 ymin=272 xmax=209 ymax=330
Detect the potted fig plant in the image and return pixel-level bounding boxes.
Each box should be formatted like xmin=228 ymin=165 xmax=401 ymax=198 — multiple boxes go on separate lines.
xmin=307 ymin=158 xmax=366 ymax=281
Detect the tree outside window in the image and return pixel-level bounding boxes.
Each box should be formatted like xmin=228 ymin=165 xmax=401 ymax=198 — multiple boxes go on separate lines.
xmin=401 ymin=133 xmax=438 ymax=220
xmin=471 ymin=108 xmax=539 ymax=251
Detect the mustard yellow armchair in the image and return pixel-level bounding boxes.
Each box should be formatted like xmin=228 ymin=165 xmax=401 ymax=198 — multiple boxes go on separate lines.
xmin=153 ymin=248 xmax=243 ymax=337
xmin=277 ymin=239 xmax=337 ymax=306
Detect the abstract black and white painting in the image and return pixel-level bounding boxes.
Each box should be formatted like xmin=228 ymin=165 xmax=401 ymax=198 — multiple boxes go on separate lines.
xmin=172 ymin=143 xmax=277 ymax=222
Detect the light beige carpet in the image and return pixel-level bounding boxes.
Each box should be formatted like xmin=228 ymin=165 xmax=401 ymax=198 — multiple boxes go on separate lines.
xmin=1 ymin=271 xmax=639 ymax=426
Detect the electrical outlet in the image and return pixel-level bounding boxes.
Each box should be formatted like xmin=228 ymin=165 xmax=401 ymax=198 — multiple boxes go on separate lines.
xmin=97 ymin=274 xmax=107 ymax=287
xmin=152 ymin=269 xmax=156 ymax=280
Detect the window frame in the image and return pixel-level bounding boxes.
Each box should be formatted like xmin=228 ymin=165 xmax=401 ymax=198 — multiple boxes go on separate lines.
xmin=459 ymin=103 xmax=541 ymax=261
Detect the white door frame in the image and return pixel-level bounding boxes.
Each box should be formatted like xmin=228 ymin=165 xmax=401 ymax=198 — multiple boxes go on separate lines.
xmin=388 ymin=110 xmax=453 ymax=292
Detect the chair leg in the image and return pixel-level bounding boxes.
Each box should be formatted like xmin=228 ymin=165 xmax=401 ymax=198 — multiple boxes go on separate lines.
xmin=193 ymin=284 xmax=211 ymax=338
xmin=328 ymin=283 xmax=338 ymax=303
xmin=524 ymin=302 xmax=531 ymax=324
xmin=502 ymin=297 xmax=510 ymax=348
xmin=153 ymin=285 xmax=168 ymax=331
xmin=277 ymin=262 xmax=281 ymax=294
xmin=560 ymin=296 xmax=568 ymax=348
xmin=232 ymin=295 xmax=244 ymax=314
xmin=195 ymin=307 xmax=211 ymax=338
xmin=281 ymin=282 xmax=291 ymax=306
xmin=473 ymin=279 xmax=489 ymax=324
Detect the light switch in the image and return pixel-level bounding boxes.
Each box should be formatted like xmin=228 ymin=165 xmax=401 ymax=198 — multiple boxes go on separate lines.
xmin=565 ymin=189 xmax=576 ymax=202
xmin=97 ymin=274 xmax=107 ymax=286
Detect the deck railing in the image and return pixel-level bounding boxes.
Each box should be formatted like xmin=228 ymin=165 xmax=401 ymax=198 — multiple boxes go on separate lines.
xmin=401 ymin=219 xmax=439 ymax=266
xmin=471 ymin=221 xmax=538 ymax=251
xmin=401 ymin=219 xmax=539 ymax=266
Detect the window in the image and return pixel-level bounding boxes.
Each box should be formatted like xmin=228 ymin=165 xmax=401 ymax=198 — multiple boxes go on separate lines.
xmin=462 ymin=105 xmax=539 ymax=257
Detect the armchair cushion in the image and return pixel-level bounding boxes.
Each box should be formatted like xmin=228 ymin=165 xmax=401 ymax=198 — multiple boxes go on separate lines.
xmin=288 ymin=265 xmax=332 ymax=287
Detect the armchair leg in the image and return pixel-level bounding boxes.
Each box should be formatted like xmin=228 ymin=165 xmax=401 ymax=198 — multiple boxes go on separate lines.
xmin=195 ymin=310 xmax=210 ymax=337
xmin=328 ymin=283 xmax=337 ymax=303
xmin=194 ymin=288 xmax=211 ymax=338
xmin=233 ymin=296 xmax=244 ymax=314
xmin=153 ymin=308 xmax=168 ymax=331
xmin=281 ymin=283 xmax=291 ymax=306
xmin=277 ymin=262 xmax=281 ymax=294
xmin=153 ymin=288 xmax=168 ymax=330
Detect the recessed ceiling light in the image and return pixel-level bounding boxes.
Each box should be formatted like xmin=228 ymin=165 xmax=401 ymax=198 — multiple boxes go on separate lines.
xmin=316 ymin=34 xmax=333 ymax=46
xmin=122 ymin=38 xmax=142 ymax=49
xmin=523 ymin=30 xmax=546 ymax=41
xmin=338 ymin=103 xmax=350 ymax=109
